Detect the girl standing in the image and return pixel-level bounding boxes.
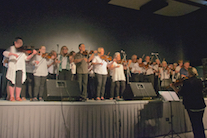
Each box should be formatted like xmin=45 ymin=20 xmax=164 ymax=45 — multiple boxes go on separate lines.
xmin=33 ymin=46 xmax=55 ymax=101
xmin=47 ymin=50 xmax=59 ymax=79
xmin=3 ymin=37 xmax=37 ymax=101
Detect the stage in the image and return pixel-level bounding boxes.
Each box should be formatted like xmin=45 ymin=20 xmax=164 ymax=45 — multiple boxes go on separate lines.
xmin=0 ymin=99 xmax=207 ymax=138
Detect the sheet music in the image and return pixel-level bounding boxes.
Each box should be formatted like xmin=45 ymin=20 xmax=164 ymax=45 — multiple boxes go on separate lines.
xmin=159 ymin=91 xmax=180 ymax=101
xmin=170 ymin=92 xmax=180 ymax=101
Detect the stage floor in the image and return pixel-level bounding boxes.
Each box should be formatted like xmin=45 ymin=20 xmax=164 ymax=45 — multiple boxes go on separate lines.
xmin=0 ymin=99 xmax=206 ymax=138
xmin=0 ymin=98 xmax=150 ymax=105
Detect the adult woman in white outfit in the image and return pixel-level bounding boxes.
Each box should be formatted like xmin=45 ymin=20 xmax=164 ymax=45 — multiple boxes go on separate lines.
xmin=109 ymin=52 xmax=126 ymax=100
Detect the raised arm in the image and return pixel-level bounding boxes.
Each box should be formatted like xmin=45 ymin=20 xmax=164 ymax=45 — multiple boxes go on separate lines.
xmin=3 ymin=51 xmax=18 ymax=58
xmin=26 ymin=49 xmax=37 ymax=61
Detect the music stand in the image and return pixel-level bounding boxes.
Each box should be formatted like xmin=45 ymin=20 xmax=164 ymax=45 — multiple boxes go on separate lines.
xmin=159 ymin=91 xmax=181 ymax=138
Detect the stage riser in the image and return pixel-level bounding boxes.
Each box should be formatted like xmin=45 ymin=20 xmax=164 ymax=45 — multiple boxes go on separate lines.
xmin=0 ymin=100 xmax=207 ymax=138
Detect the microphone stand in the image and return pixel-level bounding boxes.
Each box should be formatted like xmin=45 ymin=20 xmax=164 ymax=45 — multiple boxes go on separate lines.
xmin=122 ymin=52 xmax=131 ymax=84
xmin=153 ymin=53 xmax=161 ymax=91
xmin=56 ymin=44 xmax=59 ymax=80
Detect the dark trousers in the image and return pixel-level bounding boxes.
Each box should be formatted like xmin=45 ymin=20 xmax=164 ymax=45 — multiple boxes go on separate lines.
xmin=110 ymin=76 xmax=115 ymax=98
xmin=47 ymin=73 xmax=56 ymax=80
xmin=154 ymin=75 xmax=160 ymax=95
xmin=77 ymin=73 xmax=88 ymax=99
xmin=34 ymin=76 xmax=47 ymax=98
xmin=71 ymin=74 xmax=77 ymax=81
xmin=132 ymin=73 xmax=144 ymax=82
xmin=1 ymin=66 xmax=8 ymax=98
xmin=88 ymin=75 xmax=96 ymax=99
xmin=187 ymin=109 xmax=206 ymax=138
xmin=95 ymin=73 xmax=107 ymax=98
xmin=115 ymin=81 xmax=126 ymax=97
xmin=21 ymin=73 xmax=34 ymax=98
xmin=59 ymin=69 xmax=72 ymax=80
xmin=8 ymin=70 xmax=23 ymax=88
xmin=144 ymin=74 xmax=154 ymax=87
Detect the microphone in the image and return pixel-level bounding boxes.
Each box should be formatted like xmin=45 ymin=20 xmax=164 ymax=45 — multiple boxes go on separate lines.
xmin=151 ymin=53 xmax=159 ymax=55
xmin=121 ymin=50 xmax=125 ymax=54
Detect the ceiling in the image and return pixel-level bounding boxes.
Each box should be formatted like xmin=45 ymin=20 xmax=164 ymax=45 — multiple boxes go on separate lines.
xmin=108 ymin=0 xmax=207 ymax=16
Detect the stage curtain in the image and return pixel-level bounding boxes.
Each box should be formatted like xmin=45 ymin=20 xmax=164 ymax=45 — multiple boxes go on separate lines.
xmin=0 ymin=100 xmax=206 ymax=138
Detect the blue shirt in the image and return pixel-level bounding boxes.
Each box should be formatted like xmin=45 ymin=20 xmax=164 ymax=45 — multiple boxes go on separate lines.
xmin=180 ymin=68 xmax=188 ymax=77
xmin=2 ymin=57 xmax=8 ymax=68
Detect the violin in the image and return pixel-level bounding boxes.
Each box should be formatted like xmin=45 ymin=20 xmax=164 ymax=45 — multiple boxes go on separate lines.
xmin=166 ymin=77 xmax=189 ymax=89
xmin=139 ymin=62 xmax=145 ymax=67
xmin=158 ymin=64 xmax=162 ymax=68
xmin=162 ymin=66 xmax=170 ymax=70
xmin=144 ymin=62 xmax=153 ymax=69
xmin=116 ymin=59 xmax=128 ymax=64
xmin=38 ymin=53 xmax=52 ymax=59
xmin=16 ymin=46 xmax=35 ymax=55
xmin=82 ymin=50 xmax=94 ymax=56
xmin=62 ymin=53 xmax=70 ymax=57
xmin=174 ymin=77 xmax=188 ymax=86
xmin=116 ymin=60 xmax=122 ymax=64
xmin=100 ymin=55 xmax=112 ymax=61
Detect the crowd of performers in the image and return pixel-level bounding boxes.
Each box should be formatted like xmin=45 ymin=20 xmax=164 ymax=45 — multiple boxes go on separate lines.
xmin=1 ymin=37 xmax=205 ymax=138
xmin=1 ymin=37 xmax=194 ymax=101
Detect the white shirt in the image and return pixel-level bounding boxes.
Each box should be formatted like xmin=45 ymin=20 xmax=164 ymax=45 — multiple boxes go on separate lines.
xmin=61 ymin=56 xmax=68 ymax=69
xmin=175 ymin=66 xmax=182 ymax=79
xmin=108 ymin=61 xmax=113 ymax=76
xmin=153 ymin=64 xmax=161 ymax=76
xmin=3 ymin=46 xmax=27 ymax=84
xmin=175 ymin=66 xmax=182 ymax=72
xmin=129 ymin=62 xmax=136 ymax=69
xmin=92 ymin=56 xmax=108 ymax=75
xmin=143 ymin=62 xmax=154 ymax=75
xmin=47 ymin=59 xmax=57 ymax=74
xmin=88 ymin=62 xmax=95 ymax=77
xmin=112 ymin=62 xmax=126 ymax=82
xmin=160 ymin=68 xmax=170 ymax=80
xmin=33 ymin=55 xmax=53 ymax=77
xmin=15 ymin=52 xmax=26 ymax=71
xmin=171 ymin=70 xmax=176 ymax=82
xmin=70 ymin=62 xmax=76 ymax=74
xmin=131 ymin=63 xmax=144 ymax=74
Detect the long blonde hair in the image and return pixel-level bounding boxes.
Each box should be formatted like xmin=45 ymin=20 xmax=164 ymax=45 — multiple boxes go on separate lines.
xmin=60 ymin=46 xmax=68 ymax=56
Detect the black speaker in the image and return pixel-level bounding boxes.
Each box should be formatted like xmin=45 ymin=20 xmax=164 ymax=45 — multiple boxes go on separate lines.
xmin=44 ymin=79 xmax=81 ymax=101
xmin=123 ymin=82 xmax=157 ymax=100
xmin=140 ymin=0 xmax=168 ymax=13
xmin=202 ymin=58 xmax=207 ymax=80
